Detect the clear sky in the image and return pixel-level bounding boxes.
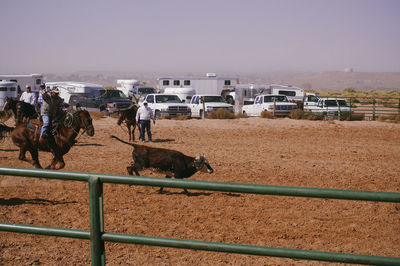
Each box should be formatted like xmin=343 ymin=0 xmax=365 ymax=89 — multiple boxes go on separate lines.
xmin=1 ymin=0 xmax=399 ymax=73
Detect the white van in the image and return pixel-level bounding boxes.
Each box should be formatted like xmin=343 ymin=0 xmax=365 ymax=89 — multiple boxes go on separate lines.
xmin=0 ymin=81 xmax=18 ymax=109
xmin=163 ymin=87 xmax=196 ymax=103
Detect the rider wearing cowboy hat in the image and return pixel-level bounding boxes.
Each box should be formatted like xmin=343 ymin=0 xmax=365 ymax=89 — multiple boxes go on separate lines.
xmin=39 ymin=87 xmax=65 ymax=148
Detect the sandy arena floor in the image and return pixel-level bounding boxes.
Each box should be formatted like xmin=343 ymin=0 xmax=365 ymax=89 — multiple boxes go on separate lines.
xmin=1 ymin=116 xmax=400 ymax=265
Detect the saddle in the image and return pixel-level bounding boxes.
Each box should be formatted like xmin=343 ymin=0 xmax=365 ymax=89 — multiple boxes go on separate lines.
xmin=27 ymin=119 xmax=61 ymax=141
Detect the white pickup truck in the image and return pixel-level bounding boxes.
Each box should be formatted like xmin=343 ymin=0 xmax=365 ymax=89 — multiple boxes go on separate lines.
xmin=143 ymin=94 xmax=191 ymax=119
xmin=304 ymin=97 xmax=353 ymax=117
xmin=189 ymin=94 xmax=234 ymax=118
xmin=242 ymin=94 xmax=298 ymax=116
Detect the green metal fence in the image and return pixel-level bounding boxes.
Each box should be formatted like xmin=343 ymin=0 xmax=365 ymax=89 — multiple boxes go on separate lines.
xmin=1 ymin=166 xmax=399 ymax=265
xmin=303 ymin=96 xmax=400 ymax=121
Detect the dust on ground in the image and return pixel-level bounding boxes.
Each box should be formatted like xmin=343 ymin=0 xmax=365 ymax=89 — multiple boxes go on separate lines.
xmin=1 ymin=116 xmax=399 ymax=265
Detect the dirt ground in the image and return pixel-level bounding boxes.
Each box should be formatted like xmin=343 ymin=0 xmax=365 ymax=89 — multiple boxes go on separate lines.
xmin=1 ymin=116 xmax=399 ymax=265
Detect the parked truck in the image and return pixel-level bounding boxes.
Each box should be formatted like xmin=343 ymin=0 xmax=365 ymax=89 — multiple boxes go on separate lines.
xmin=142 ymin=94 xmax=191 ymax=119
xmin=189 ymin=94 xmax=234 ymax=118
xmin=303 ymin=97 xmax=353 ymax=118
xmin=242 ymin=94 xmax=297 ymax=116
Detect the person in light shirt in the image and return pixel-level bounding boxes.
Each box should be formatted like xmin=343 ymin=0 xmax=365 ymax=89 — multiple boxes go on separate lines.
xmin=135 ymin=101 xmax=155 ymax=142
xmin=19 ymin=85 xmax=37 ymax=106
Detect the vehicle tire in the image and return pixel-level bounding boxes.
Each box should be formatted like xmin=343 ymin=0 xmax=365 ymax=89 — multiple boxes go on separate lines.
xmin=155 ymin=110 xmax=160 ymax=120
xmin=199 ymin=110 xmax=203 ymax=119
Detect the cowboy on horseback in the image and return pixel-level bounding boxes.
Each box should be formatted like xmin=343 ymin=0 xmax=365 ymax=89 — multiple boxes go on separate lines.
xmin=40 ymin=87 xmax=65 ymax=148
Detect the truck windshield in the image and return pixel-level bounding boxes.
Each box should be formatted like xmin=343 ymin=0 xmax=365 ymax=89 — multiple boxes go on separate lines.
xmin=138 ymin=87 xmax=156 ymax=94
xmin=156 ymin=95 xmax=181 ymax=103
xmin=99 ymin=90 xmax=127 ymax=99
xmin=263 ymin=96 xmax=288 ymax=102
xmin=203 ymin=96 xmax=224 ymax=103
xmin=325 ymin=100 xmax=348 ymax=107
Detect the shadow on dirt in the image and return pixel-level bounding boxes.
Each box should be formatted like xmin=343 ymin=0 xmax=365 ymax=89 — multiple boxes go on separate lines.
xmin=157 ymin=191 xmax=212 ymax=197
xmin=152 ymin=139 xmax=175 ymax=143
xmin=75 ymin=143 xmax=104 ymax=147
xmin=0 ymin=197 xmax=77 ymax=206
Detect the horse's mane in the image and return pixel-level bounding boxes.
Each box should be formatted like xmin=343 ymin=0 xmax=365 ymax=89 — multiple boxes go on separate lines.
xmin=117 ymin=104 xmax=137 ymax=125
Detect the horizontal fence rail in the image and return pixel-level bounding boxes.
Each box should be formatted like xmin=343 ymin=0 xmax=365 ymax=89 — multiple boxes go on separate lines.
xmin=1 ymin=166 xmax=400 ymax=265
xmin=304 ymin=96 xmax=400 ymax=120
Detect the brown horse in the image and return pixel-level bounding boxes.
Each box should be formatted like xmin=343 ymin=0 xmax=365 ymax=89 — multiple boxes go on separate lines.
xmin=3 ymin=97 xmax=38 ymax=125
xmin=8 ymin=110 xmax=94 ymax=169
xmin=117 ymin=104 xmax=139 ymax=142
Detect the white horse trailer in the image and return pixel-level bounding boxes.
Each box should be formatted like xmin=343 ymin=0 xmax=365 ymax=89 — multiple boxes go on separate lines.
xmin=0 ymin=81 xmax=19 ymax=109
xmin=268 ymin=84 xmax=304 ymax=102
xmin=0 ymin=74 xmax=43 ymax=95
xmin=116 ymin=79 xmax=140 ymax=98
xmin=163 ymin=87 xmax=196 ymax=103
xmin=157 ymin=73 xmax=238 ymax=95
xmin=45 ymin=82 xmax=104 ymax=105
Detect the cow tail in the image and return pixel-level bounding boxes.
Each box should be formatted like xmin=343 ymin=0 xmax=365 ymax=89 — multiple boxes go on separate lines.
xmin=110 ymin=135 xmax=136 ymax=148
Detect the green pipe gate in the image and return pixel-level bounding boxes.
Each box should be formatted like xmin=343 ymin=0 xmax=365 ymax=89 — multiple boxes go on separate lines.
xmin=0 ymin=166 xmax=399 ymax=265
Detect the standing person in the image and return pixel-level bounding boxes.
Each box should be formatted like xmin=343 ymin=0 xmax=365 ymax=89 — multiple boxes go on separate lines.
xmin=40 ymin=87 xmax=64 ymax=146
xmin=135 ymin=101 xmax=155 ymax=142
xmin=19 ymin=85 xmax=37 ymax=106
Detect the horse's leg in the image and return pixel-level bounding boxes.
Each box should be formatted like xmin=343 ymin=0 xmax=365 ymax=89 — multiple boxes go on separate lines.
xmin=132 ymin=123 xmax=136 ymax=142
xmin=55 ymin=155 xmax=65 ymax=170
xmin=127 ymin=124 xmax=132 ymax=142
xmin=28 ymin=148 xmax=42 ymax=168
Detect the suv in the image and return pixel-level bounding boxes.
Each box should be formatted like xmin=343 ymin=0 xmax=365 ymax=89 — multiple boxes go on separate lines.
xmin=308 ymin=98 xmax=353 ymax=118
xmin=72 ymin=89 xmax=132 ymax=112
xmin=143 ymin=94 xmax=191 ymax=119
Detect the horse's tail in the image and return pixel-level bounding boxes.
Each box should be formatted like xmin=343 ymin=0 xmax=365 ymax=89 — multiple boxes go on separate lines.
xmin=110 ymin=135 xmax=137 ymax=148
xmin=0 ymin=123 xmax=14 ymax=141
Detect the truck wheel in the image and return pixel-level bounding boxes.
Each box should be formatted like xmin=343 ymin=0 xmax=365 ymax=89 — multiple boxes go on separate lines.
xmin=155 ymin=110 xmax=160 ymax=120
xmin=199 ymin=110 xmax=203 ymax=119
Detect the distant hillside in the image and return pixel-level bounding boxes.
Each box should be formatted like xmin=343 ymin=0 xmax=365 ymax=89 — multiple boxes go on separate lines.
xmin=44 ymin=71 xmax=400 ymax=91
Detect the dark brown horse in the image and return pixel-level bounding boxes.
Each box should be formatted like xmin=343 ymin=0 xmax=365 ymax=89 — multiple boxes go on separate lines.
xmin=3 ymin=97 xmax=38 ymax=125
xmin=6 ymin=110 xmax=94 ymax=169
xmin=117 ymin=104 xmax=139 ymax=142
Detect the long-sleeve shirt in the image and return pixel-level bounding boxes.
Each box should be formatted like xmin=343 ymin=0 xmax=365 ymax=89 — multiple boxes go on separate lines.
xmin=136 ymin=106 xmax=154 ymax=121
xmin=41 ymin=93 xmax=64 ymax=117
xmin=20 ymin=92 xmax=37 ymax=105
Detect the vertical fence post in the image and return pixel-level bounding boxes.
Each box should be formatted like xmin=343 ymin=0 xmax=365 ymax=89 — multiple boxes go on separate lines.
xmin=372 ymin=98 xmax=376 ymax=121
xmin=89 ymin=176 xmax=105 ymax=266
xmin=398 ymin=98 xmax=400 ymax=117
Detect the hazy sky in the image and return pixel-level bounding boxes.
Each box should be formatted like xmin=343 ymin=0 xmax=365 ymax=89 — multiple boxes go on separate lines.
xmin=1 ymin=0 xmax=399 ymax=73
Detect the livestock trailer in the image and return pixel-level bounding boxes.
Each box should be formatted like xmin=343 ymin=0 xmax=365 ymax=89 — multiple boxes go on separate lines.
xmin=157 ymin=73 xmax=238 ymax=95
xmin=0 ymin=73 xmax=43 ymax=94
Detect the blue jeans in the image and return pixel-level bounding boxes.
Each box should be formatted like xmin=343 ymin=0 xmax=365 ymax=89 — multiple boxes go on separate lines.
xmin=41 ymin=115 xmax=52 ymax=137
xmin=139 ymin=120 xmax=152 ymax=141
